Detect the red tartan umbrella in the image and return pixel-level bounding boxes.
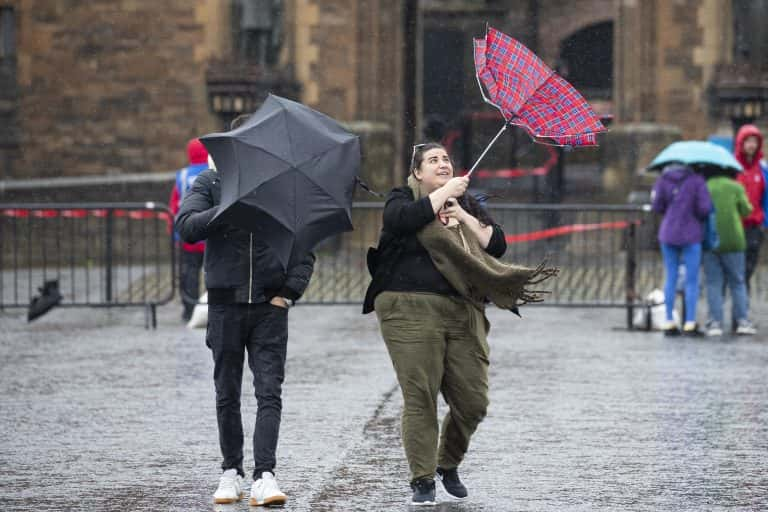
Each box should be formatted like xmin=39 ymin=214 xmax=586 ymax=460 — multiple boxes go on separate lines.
xmin=469 ymin=26 xmax=607 ymax=175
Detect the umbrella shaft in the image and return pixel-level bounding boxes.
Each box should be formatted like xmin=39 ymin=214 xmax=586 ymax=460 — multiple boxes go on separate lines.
xmin=467 ymin=123 xmax=508 ymax=178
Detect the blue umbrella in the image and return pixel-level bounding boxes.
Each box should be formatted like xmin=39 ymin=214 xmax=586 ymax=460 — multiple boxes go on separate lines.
xmin=647 ymin=140 xmax=743 ymax=172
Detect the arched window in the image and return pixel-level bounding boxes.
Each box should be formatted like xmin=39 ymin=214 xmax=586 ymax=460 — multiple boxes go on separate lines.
xmin=558 ymin=21 xmax=613 ymax=99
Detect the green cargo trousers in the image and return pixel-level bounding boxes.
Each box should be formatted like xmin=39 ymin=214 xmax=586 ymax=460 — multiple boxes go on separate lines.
xmin=374 ymin=291 xmax=490 ymax=481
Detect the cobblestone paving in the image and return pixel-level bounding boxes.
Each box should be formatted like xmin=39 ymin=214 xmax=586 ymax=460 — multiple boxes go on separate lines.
xmin=1 ymin=301 xmax=766 ymax=511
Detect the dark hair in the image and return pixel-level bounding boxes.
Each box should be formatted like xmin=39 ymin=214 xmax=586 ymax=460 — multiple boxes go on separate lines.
xmin=410 ymin=142 xmax=446 ymax=173
xmin=411 ymin=142 xmax=496 ymax=227
xmin=456 ymin=193 xmax=496 ymax=227
xmin=230 ymin=113 xmax=251 ymax=130
xmin=697 ymin=164 xmax=738 ymax=181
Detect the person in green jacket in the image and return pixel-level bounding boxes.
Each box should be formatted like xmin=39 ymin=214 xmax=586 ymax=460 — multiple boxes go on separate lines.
xmin=703 ymin=172 xmax=756 ymax=336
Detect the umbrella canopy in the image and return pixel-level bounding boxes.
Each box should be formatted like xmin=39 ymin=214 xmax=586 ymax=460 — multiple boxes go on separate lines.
xmin=473 ymin=26 xmax=606 ymax=147
xmin=201 ymin=94 xmax=360 ymax=269
xmin=647 ymin=141 xmax=743 ymax=172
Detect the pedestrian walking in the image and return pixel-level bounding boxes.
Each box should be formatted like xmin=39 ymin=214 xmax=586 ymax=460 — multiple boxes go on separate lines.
xmin=651 ymin=163 xmax=713 ymax=335
xmin=363 ymin=142 xmax=556 ymax=505
xmin=702 ymin=169 xmax=756 ymax=335
xmin=169 ymin=138 xmax=209 ymax=322
xmin=175 ymin=114 xmax=315 ymax=507
xmin=733 ymin=124 xmax=768 ymax=290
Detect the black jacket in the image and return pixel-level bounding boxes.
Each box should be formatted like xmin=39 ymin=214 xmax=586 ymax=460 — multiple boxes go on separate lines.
xmin=175 ymin=169 xmax=315 ymax=304
xmin=362 ymin=187 xmax=506 ymax=314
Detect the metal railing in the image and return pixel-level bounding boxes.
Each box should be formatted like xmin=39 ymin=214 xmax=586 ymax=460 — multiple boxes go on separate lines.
xmin=3 ymin=201 xmax=764 ymax=330
xmin=303 ymin=203 xmax=767 ymax=329
xmin=0 ymin=202 xmax=175 ymax=328
xmin=303 ymin=203 xmax=654 ymax=311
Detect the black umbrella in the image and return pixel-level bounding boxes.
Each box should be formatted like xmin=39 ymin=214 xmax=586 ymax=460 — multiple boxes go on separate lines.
xmin=201 ymin=94 xmax=360 ymax=269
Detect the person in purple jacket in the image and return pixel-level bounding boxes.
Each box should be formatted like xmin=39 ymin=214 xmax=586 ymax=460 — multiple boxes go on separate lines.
xmin=651 ymin=164 xmax=713 ymax=335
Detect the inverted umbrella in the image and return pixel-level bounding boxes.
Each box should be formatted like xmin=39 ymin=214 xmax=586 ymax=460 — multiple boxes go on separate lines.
xmin=469 ymin=26 xmax=607 ymax=175
xmin=647 ymin=140 xmax=743 ymax=173
xmin=201 ymin=94 xmax=360 ymax=269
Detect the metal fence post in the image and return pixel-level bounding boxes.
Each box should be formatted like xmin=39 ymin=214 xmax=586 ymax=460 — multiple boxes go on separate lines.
xmin=625 ymin=221 xmax=638 ymax=329
xmin=104 ymin=208 xmax=113 ymax=303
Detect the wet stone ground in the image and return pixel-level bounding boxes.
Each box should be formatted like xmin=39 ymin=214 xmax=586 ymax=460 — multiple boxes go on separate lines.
xmin=1 ymin=302 xmax=767 ymax=511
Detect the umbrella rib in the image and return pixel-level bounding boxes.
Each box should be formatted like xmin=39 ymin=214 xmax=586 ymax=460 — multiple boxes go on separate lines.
xmin=230 ymin=134 xmax=355 ymax=172
xmin=282 ymin=106 xmax=298 ymax=168
xmin=294 ymin=141 xmax=357 ymax=209
xmin=249 ymin=157 xmax=351 ymax=213
xmin=231 ymin=137 xmax=242 ymax=198
xmin=231 ymin=139 xmax=296 ymax=169
xmin=231 ymin=140 xmax=355 ymax=211
xmin=230 ymin=139 xmax=354 ymax=206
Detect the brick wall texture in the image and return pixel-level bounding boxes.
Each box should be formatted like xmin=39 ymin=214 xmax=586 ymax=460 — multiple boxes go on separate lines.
xmin=12 ymin=0 xmax=216 ymax=178
xmin=1 ymin=0 xmax=746 ymax=179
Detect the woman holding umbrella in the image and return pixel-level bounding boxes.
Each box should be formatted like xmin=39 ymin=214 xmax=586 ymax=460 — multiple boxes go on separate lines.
xmin=651 ymin=162 xmax=713 ymax=335
xmin=363 ymin=142 xmax=556 ymax=505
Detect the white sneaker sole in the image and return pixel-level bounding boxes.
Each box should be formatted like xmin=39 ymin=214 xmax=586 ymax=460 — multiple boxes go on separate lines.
xmin=410 ymin=499 xmax=436 ymax=506
xmin=213 ymin=492 xmax=243 ymax=504
xmin=249 ymin=495 xmax=287 ymax=507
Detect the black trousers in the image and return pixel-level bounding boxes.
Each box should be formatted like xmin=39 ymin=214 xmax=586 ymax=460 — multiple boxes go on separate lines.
xmin=205 ymin=302 xmax=289 ymax=478
xmin=744 ymin=226 xmax=764 ymax=292
xmin=180 ymin=250 xmax=204 ymax=320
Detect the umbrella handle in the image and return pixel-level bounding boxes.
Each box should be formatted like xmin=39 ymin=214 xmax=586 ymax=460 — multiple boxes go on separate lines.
xmin=466 ymin=123 xmax=508 ymax=178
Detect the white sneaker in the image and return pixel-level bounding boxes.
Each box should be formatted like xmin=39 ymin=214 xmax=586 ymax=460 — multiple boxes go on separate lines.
xmin=213 ymin=469 xmax=244 ymax=504
xmin=706 ymin=321 xmax=723 ymax=337
xmin=736 ymin=319 xmax=757 ymax=335
xmin=249 ymin=471 xmax=287 ymax=507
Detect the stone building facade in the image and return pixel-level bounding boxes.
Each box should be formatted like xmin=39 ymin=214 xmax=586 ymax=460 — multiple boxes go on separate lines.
xmin=0 ymin=0 xmax=766 ymax=186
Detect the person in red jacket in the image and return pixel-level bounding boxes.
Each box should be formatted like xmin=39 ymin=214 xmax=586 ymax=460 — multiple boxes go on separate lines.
xmin=169 ymin=138 xmax=209 ymax=321
xmin=734 ymin=124 xmax=767 ymax=291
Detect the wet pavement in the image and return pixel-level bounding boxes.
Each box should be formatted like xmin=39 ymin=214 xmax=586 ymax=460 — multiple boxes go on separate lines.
xmin=1 ymin=301 xmax=767 ymax=511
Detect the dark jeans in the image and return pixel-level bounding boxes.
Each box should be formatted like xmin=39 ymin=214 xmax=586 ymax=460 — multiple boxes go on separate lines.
xmin=180 ymin=250 xmax=204 ymax=320
xmin=206 ymin=302 xmax=289 ymax=478
xmin=744 ymin=226 xmax=764 ymax=292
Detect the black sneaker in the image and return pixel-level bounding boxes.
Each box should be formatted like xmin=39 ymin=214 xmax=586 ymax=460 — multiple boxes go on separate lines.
xmin=410 ymin=478 xmax=436 ymax=506
xmin=436 ymin=467 xmax=468 ymax=500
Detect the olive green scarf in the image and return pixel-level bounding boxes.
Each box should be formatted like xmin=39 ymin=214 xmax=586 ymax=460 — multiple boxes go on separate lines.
xmin=408 ymin=175 xmax=558 ymax=313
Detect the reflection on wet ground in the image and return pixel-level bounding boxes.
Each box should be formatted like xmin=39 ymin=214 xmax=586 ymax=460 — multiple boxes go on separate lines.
xmin=1 ymin=302 xmax=766 ymax=511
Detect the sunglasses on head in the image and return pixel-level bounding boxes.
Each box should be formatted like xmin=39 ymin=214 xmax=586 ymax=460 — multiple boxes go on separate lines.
xmin=410 ymin=143 xmax=427 ymax=171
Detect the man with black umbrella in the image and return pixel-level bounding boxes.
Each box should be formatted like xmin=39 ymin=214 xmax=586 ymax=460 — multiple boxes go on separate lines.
xmin=175 ymin=114 xmax=315 ymax=506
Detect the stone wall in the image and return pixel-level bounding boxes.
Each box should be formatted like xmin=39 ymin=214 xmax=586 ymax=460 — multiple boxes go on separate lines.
xmin=0 ymin=174 xmax=175 ymax=204
xmin=12 ymin=0 xmax=220 ymax=179
xmin=286 ymin=0 xmax=402 ymax=124
xmin=284 ymin=0 xmax=403 ymax=176
xmin=5 ymin=0 xmax=751 ymax=195
xmin=614 ymin=0 xmax=730 ymax=138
